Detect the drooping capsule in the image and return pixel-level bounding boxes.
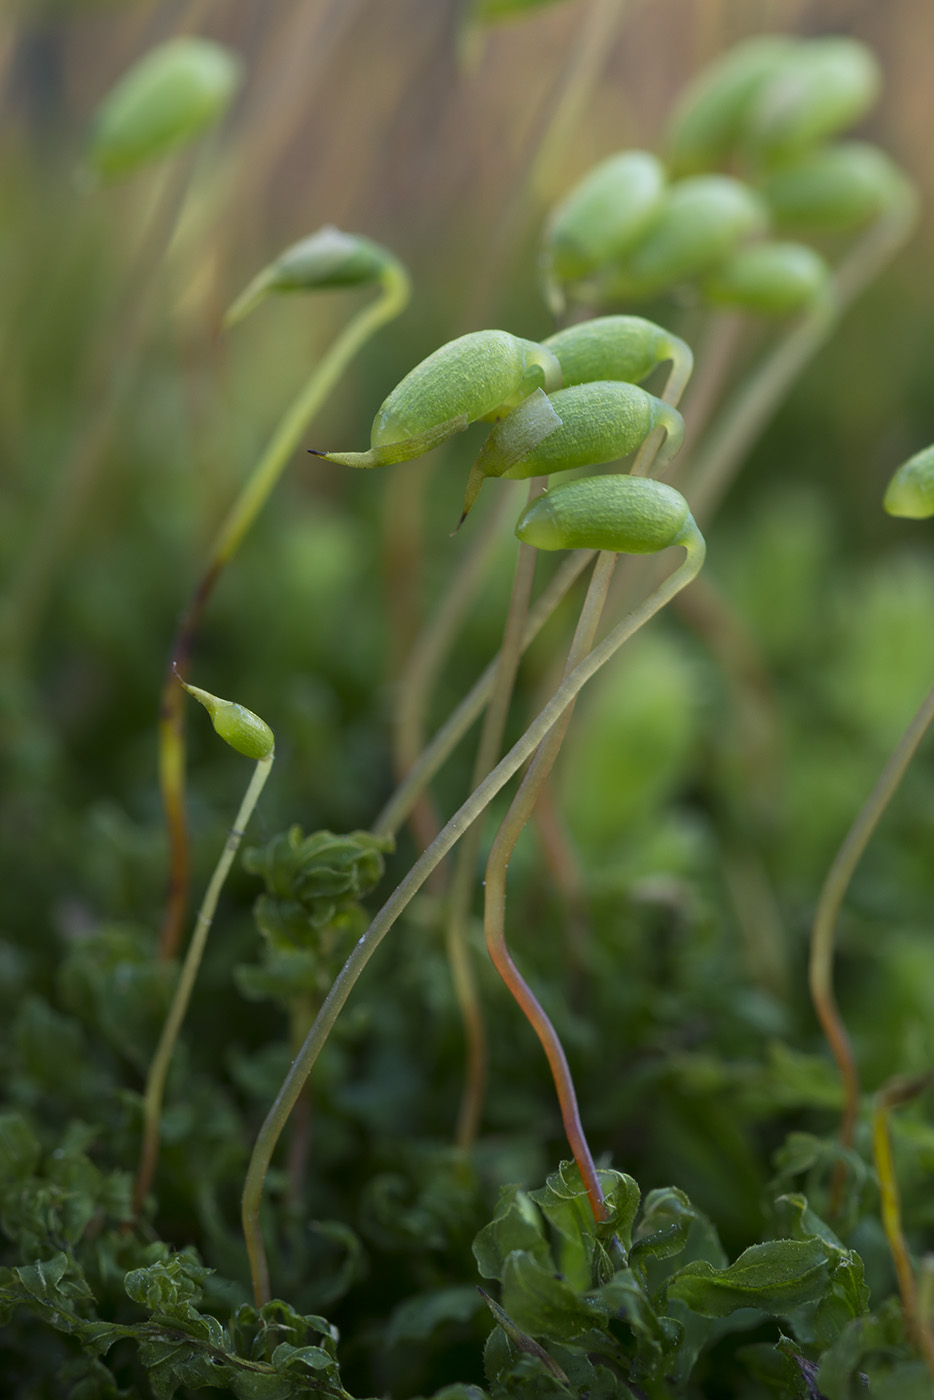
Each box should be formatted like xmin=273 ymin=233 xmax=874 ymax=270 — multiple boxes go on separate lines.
xmin=541 ymin=151 xmax=667 ymax=300
xmin=543 ymin=315 xmax=693 ymax=401
xmin=702 ymin=241 xmax=830 ymax=317
xmin=607 ymin=175 xmax=767 ymax=301
xmin=462 ymin=380 xmax=683 ymax=518
xmin=760 ymin=143 xmax=914 ymax=234
xmin=515 ymin=474 xmax=695 ymax=554
xmin=743 ymin=37 xmax=881 ymax=167
xmin=225 ymin=227 xmax=404 ymax=327
xmin=883 ymin=446 xmax=934 ymax=520
xmin=316 ymin=330 xmax=562 ymax=470
xmin=666 ymin=35 xmax=799 ymax=176
xmin=88 ymin=37 xmax=242 ymax=181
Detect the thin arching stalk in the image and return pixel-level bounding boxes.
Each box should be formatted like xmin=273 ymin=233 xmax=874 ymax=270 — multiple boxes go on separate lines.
xmin=809 ymin=675 xmax=934 ymax=1191
xmin=158 ymin=262 xmax=410 ymax=960
xmin=484 ymin=550 xmax=616 ymax=1222
xmin=242 ymin=533 xmax=704 ymax=1306
xmin=136 ymin=750 xmax=274 ymax=1215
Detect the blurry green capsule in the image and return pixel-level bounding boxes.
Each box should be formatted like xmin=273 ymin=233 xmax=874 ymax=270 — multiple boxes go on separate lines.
xmin=702 ymin=241 xmax=830 ymax=317
xmin=88 ymin=37 xmax=242 ymax=181
xmin=543 ymin=315 xmax=692 ymax=393
xmin=515 ymin=473 xmax=694 ymax=554
xmin=179 ymin=677 xmax=274 ymax=760
xmin=744 ymin=37 xmax=881 ymax=166
xmin=666 ymin=35 xmax=798 ymax=175
xmin=468 ymin=0 xmax=566 ymax=19
xmin=225 ymin=227 xmax=403 ymax=327
xmin=761 ymin=143 xmax=914 ymax=234
xmin=883 ymin=446 xmax=934 ymax=520
xmin=542 ymin=151 xmax=667 ymax=288
xmin=462 ymin=379 xmax=683 ymax=518
xmin=611 ymin=175 xmax=767 ymax=300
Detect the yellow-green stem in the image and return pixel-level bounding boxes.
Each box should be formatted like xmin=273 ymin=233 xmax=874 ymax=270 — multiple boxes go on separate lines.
xmin=136 ymin=751 xmax=273 ymax=1215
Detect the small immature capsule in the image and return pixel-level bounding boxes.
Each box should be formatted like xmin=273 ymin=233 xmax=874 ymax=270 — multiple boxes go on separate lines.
xmin=760 ymin=143 xmax=915 ymax=235
xmin=702 ymin=241 xmax=830 ymax=317
xmin=179 ymin=676 xmax=274 ymax=760
xmin=88 ymin=37 xmax=242 ymax=181
xmin=463 ymin=380 xmax=683 ymax=518
xmin=743 ymin=38 xmax=881 ymax=167
xmin=883 ymin=446 xmax=934 ymax=520
xmin=225 ymin=227 xmax=404 ymax=328
xmin=543 ymin=315 xmax=692 ymax=397
xmin=666 ymin=35 xmax=799 ymax=176
xmin=542 ymin=151 xmax=667 ymax=288
xmin=316 ymin=330 xmax=562 ymax=470
xmin=515 ymin=474 xmax=695 ymax=554
xmin=608 ymin=175 xmax=767 ymax=301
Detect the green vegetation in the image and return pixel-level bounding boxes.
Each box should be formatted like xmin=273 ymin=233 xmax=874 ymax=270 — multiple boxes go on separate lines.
xmin=2 ymin=4 xmax=933 ymax=1397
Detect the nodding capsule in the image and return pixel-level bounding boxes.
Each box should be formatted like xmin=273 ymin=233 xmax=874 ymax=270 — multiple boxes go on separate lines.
xmin=515 ymin=474 xmax=695 ymax=555
xmin=543 ymin=315 xmax=692 ymax=403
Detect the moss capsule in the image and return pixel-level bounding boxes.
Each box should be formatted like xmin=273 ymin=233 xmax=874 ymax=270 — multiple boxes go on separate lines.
xmin=179 ymin=677 xmax=274 ymax=760
xmin=884 ymin=446 xmax=934 ymax=520
xmin=542 ymin=151 xmax=667 ymax=291
xmin=760 ymin=143 xmax=914 ymax=234
xmin=543 ymin=315 xmax=692 ymax=397
xmin=744 ymin=38 xmax=881 ymax=166
xmin=225 ymin=227 xmax=403 ymax=328
xmin=702 ymin=241 xmax=830 ymax=317
xmin=515 ymin=474 xmax=695 ymax=554
xmin=88 ymin=37 xmax=242 ymax=181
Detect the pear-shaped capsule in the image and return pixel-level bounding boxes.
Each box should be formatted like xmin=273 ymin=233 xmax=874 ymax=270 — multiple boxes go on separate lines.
xmin=666 ymin=35 xmax=798 ymax=175
xmin=542 ymin=151 xmax=667 ymax=290
xmin=316 ymin=330 xmax=562 ymax=470
xmin=608 ymin=175 xmax=767 ymax=301
xmin=883 ymin=446 xmax=934 ymax=520
xmin=760 ymin=143 xmax=914 ymax=234
xmin=543 ymin=315 xmax=692 ymax=397
xmin=225 ymin=227 xmax=404 ymax=327
xmin=702 ymin=241 xmax=830 ymax=317
xmin=515 ymin=474 xmax=694 ymax=554
xmin=744 ymin=38 xmax=881 ymax=166
xmin=462 ymin=380 xmax=683 ymax=518
xmin=88 ymin=37 xmax=242 ymax=181
xmin=179 ymin=676 xmax=274 ymax=760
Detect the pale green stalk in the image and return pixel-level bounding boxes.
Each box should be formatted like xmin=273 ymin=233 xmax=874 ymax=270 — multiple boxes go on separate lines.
xmin=243 ymin=533 xmax=704 ymax=1306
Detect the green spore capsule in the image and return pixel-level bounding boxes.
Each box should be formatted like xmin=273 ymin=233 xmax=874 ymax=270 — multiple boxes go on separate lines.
xmin=179 ymin=676 xmax=274 ymax=760
xmin=225 ymin=227 xmax=402 ymax=328
xmin=702 ymin=241 xmax=830 ymax=317
xmin=608 ymin=175 xmax=767 ymax=301
xmin=542 ymin=151 xmax=667 ymax=295
xmin=744 ymin=37 xmax=881 ymax=166
xmin=316 ymin=330 xmax=562 ymax=470
xmin=462 ymin=380 xmax=683 ymax=519
xmin=666 ymin=35 xmax=799 ymax=176
xmin=543 ymin=315 xmax=693 ymax=397
xmin=469 ymin=0 xmax=566 ymax=19
xmin=883 ymin=446 xmax=934 ymax=520
xmin=760 ymin=143 xmax=915 ymax=234
xmin=88 ymin=37 xmax=242 ymax=181
xmin=515 ymin=474 xmax=694 ymax=554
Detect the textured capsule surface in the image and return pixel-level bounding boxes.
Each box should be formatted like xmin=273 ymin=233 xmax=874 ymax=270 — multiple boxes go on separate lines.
xmin=516 ymin=474 xmax=692 ymax=553
xmin=491 ymin=381 xmax=683 ymax=481
xmin=370 ymin=331 xmax=559 ymax=448
xmin=543 ymin=315 xmax=686 ymax=389
xmin=703 ymin=241 xmax=829 ymax=316
xmin=89 ymin=38 xmax=241 ymax=179
xmin=544 ymin=151 xmax=667 ymax=285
